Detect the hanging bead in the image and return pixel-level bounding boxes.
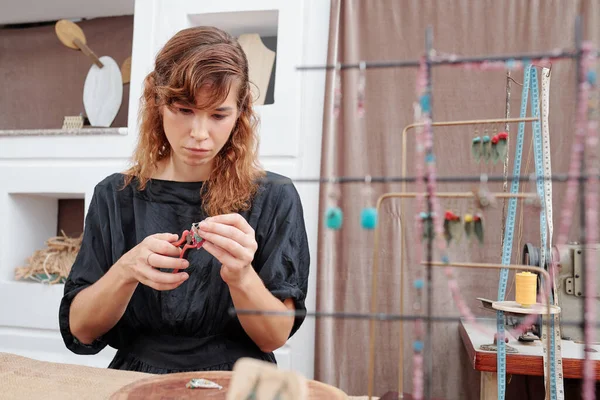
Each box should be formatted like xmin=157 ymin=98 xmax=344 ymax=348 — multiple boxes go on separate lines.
xmin=325 ymin=206 xmax=343 ymax=230
xmin=360 ymin=207 xmax=378 ymax=229
xmin=413 ymin=341 xmax=424 ymax=352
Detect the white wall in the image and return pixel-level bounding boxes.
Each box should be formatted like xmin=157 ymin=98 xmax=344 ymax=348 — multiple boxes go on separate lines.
xmin=0 ymin=0 xmax=330 ymax=380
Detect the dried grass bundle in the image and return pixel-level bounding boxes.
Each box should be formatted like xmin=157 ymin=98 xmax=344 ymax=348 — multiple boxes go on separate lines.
xmin=14 ymin=231 xmax=83 ymax=284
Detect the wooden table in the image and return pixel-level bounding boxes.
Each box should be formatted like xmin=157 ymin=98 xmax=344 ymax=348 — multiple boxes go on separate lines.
xmin=0 ymin=352 xmax=374 ymax=400
xmin=459 ymin=318 xmax=600 ymax=399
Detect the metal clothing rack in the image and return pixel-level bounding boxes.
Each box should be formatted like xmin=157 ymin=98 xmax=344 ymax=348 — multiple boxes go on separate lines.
xmin=287 ymin=13 xmax=595 ymax=400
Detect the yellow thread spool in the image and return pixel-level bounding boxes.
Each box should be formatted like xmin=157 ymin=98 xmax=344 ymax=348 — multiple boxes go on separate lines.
xmin=515 ymin=271 xmax=537 ymax=307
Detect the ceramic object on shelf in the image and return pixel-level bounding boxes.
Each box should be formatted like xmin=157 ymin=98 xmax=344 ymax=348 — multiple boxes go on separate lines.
xmin=83 ymin=56 xmax=123 ymax=127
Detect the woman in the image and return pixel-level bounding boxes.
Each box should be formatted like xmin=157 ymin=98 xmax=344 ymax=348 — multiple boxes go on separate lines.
xmin=58 ymin=26 xmax=310 ymax=374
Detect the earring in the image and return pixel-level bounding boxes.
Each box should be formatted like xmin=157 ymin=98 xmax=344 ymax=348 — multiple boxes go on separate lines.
xmin=360 ymin=175 xmax=377 ymax=230
xmin=420 ymin=212 xmax=434 ymax=240
xmin=496 ymin=131 xmax=509 ymax=161
xmin=464 ymin=199 xmax=475 ymax=241
xmin=324 ymin=178 xmax=343 ymax=230
xmin=482 ymin=129 xmax=491 ymax=163
xmin=491 ymin=127 xmax=500 ymax=164
xmin=474 ymin=212 xmax=484 ymax=245
xmin=471 ymin=128 xmax=482 ymax=163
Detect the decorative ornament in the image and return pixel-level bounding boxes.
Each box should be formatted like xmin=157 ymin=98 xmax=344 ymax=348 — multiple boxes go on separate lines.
xmin=443 ymin=210 xmax=462 ymax=244
xmin=361 ymin=208 xmax=378 ymax=229
xmin=471 ymin=129 xmax=482 ymax=162
xmin=496 ymin=131 xmax=509 ymax=161
xmin=463 ymin=213 xmax=474 ymax=239
xmin=420 ymin=212 xmax=434 ymax=240
xmin=473 ymin=213 xmax=484 ymax=245
xmin=482 ymin=131 xmax=491 ymax=163
xmin=325 ymin=206 xmax=343 ymax=230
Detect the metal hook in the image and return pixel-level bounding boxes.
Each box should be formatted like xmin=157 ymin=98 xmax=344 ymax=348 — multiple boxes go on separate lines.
xmin=507 ymin=76 xmax=523 ymax=86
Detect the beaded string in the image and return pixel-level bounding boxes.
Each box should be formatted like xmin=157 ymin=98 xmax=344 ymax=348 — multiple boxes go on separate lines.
xmin=411 ymin=57 xmax=427 ymax=400
xmin=582 ymin=44 xmax=598 ymax=400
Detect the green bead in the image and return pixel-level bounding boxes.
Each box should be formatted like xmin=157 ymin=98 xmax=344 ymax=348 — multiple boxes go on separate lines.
xmin=360 ymin=207 xmax=378 ymax=229
xmin=325 ymin=206 xmax=343 ymax=229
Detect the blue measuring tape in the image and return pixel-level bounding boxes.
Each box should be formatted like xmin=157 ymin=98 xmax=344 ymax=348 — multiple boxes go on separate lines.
xmin=497 ymin=64 xmax=531 ymax=400
xmin=497 ymin=66 xmax=563 ymax=400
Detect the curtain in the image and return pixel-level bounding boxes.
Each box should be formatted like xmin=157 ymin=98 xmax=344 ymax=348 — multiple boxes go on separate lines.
xmin=315 ymin=1 xmax=599 ymax=399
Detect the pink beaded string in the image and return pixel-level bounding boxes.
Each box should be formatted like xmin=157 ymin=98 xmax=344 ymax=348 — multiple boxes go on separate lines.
xmin=581 ymin=43 xmax=598 ymax=400
xmin=411 ymin=57 xmax=427 ymax=400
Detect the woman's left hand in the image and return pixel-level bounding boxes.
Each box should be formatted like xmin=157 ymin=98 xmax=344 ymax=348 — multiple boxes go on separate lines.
xmin=196 ymin=214 xmax=258 ymax=286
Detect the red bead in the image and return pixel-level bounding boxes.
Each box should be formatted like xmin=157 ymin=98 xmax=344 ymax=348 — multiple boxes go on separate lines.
xmin=445 ymin=211 xmax=453 ymax=220
xmin=498 ymin=132 xmax=508 ymax=140
xmin=492 ymin=135 xmax=499 ymax=144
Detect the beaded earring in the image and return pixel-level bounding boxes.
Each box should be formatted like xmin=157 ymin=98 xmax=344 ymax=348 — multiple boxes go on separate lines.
xmin=324 ymin=179 xmax=343 ymax=230
xmin=360 ymin=175 xmax=378 ymax=230
xmin=482 ymin=129 xmax=491 ymax=163
xmin=471 ymin=128 xmax=482 ymax=163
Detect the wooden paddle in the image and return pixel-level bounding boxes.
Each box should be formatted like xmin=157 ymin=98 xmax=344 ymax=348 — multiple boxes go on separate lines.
xmin=55 ymin=19 xmax=104 ymax=68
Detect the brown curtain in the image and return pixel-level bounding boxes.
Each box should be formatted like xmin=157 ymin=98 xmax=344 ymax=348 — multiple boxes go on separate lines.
xmin=315 ymin=1 xmax=599 ymax=399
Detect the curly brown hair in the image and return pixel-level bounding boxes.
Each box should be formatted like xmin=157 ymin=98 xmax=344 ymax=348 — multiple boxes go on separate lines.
xmin=123 ymin=26 xmax=265 ymax=216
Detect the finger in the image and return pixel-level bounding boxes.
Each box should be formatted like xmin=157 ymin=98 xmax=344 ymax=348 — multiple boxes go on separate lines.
xmin=140 ymin=263 xmax=189 ymax=284
xmin=141 ymin=277 xmax=188 ymax=291
xmin=203 ymin=214 xmax=254 ymax=235
xmin=148 ymin=237 xmax=182 ymax=258
xmin=198 ymin=220 xmax=251 ymax=247
xmin=151 ymin=233 xmax=180 ymax=242
xmin=203 ymin=241 xmax=243 ymax=268
xmin=197 ymin=229 xmax=247 ymax=259
xmin=147 ymin=251 xmax=189 ymax=270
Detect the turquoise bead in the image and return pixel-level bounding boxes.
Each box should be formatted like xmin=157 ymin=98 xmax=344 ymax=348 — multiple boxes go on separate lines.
xmin=325 ymin=206 xmax=343 ymax=229
xmin=588 ymin=70 xmax=597 ymax=85
xmin=360 ymin=207 xmax=378 ymax=229
xmin=419 ymin=94 xmax=431 ymax=113
xmin=413 ymin=279 xmax=424 ymax=289
xmin=482 ymin=135 xmax=490 ymax=143
xmin=441 ymin=255 xmax=450 ymax=264
xmin=413 ymin=341 xmax=424 ymax=352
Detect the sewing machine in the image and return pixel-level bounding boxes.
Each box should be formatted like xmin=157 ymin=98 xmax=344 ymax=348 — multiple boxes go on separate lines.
xmin=477 ymin=242 xmax=600 ymax=344
xmin=521 ymin=242 xmax=600 ymax=342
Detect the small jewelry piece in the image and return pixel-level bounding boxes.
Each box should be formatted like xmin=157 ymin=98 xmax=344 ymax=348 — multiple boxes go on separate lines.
xmin=420 ymin=212 xmax=434 ymax=240
xmin=473 ymin=213 xmax=484 ymax=245
xmin=172 ymin=222 xmax=205 ymax=273
xmin=443 ymin=210 xmax=461 ymax=244
xmin=464 ymin=213 xmax=473 ymax=239
xmin=186 ymin=378 xmax=223 ymax=390
xmin=325 ymin=178 xmax=343 ymax=230
xmin=471 ymin=129 xmax=482 ymax=163
xmin=482 ymin=130 xmax=491 ymax=163
xmin=360 ymin=175 xmax=377 ymax=230
xmin=496 ymin=131 xmax=509 ymax=160
xmin=325 ymin=206 xmax=343 ymax=229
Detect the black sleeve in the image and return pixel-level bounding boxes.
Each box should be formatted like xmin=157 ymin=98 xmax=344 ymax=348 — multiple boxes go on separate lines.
xmin=58 ymin=184 xmax=115 ymax=355
xmin=253 ymin=181 xmax=310 ymax=338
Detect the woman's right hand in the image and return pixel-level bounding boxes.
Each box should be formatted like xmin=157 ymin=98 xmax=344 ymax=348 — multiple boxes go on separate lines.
xmin=116 ymin=233 xmax=189 ymax=290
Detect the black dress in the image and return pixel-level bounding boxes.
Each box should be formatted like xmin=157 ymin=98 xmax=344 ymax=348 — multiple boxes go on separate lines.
xmin=58 ymin=171 xmax=310 ymax=374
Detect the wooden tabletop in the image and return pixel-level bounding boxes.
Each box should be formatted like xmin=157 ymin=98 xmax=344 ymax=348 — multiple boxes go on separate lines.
xmin=459 ymin=318 xmax=600 ymax=380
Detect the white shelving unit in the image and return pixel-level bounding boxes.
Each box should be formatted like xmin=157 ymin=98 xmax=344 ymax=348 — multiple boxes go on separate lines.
xmin=0 ymin=0 xmax=331 ymax=380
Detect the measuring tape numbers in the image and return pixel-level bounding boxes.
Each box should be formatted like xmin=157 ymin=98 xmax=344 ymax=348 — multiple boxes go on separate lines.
xmin=531 ymin=67 xmax=564 ymax=400
xmin=497 ymin=64 xmax=531 ymax=400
